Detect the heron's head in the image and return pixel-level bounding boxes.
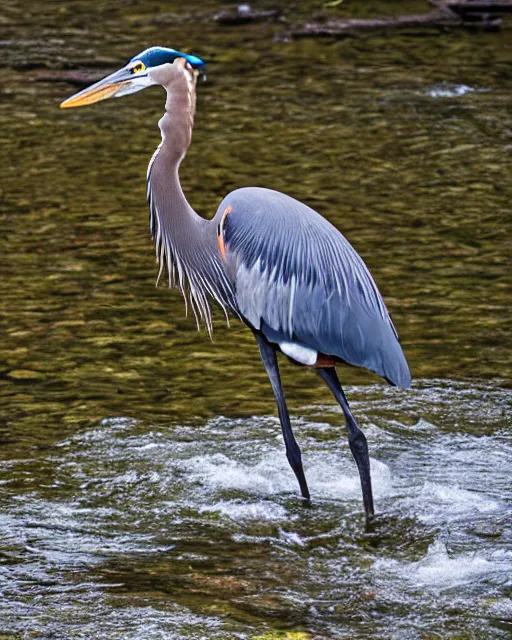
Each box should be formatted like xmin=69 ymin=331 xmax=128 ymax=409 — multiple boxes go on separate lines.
xmin=60 ymin=46 xmax=205 ymax=109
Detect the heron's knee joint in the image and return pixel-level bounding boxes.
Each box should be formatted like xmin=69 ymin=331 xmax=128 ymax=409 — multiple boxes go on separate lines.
xmin=349 ymin=429 xmax=369 ymax=455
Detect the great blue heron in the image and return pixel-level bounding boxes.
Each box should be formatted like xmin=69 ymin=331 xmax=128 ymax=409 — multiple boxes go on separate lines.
xmin=61 ymin=47 xmax=411 ymax=523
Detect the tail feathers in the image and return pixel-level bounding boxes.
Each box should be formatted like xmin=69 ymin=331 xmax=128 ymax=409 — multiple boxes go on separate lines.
xmin=382 ymin=345 xmax=411 ymax=388
xmin=337 ymin=314 xmax=411 ymax=388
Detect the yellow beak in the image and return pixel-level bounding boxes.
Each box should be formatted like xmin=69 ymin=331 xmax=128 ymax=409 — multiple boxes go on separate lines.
xmin=60 ymin=67 xmax=142 ymax=109
xmin=60 ymin=82 xmax=126 ymax=109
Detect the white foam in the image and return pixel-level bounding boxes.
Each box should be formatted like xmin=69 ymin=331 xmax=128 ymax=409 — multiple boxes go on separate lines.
xmin=486 ymin=597 xmax=512 ymax=621
xmin=375 ymin=540 xmax=511 ymax=591
xmin=187 ymin=451 xmax=293 ymax=496
xmin=200 ymin=499 xmax=289 ymax=522
xmin=278 ymin=528 xmax=306 ymax=547
xmin=399 ymin=481 xmax=500 ymax=524
xmin=307 ymin=456 xmax=393 ymax=501
xmin=186 ymin=450 xmax=393 ymax=504
xmin=425 ymin=84 xmax=488 ymax=98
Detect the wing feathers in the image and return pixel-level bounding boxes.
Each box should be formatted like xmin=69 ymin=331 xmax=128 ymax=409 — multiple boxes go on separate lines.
xmin=218 ymin=187 xmax=411 ymax=388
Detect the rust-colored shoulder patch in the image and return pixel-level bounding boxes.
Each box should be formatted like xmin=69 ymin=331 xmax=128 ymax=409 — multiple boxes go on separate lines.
xmin=313 ymin=353 xmax=336 ymax=368
xmin=217 ymin=205 xmax=232 ymax=261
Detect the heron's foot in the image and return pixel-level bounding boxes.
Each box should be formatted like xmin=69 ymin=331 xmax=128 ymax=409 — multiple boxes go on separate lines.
xmin=297 ymin=476 xmax=311 ymax=502
xmin=286 ymin=449 xmax=310 ymax=501
xmin=364 ymin=511 xmax=380 ymax=533
xmin=300 ymin=494 xmax=312 ymax=508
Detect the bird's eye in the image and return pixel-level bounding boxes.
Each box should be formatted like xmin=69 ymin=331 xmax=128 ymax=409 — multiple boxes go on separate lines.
xmin=131 ymin=61 xmax=146 ymax=74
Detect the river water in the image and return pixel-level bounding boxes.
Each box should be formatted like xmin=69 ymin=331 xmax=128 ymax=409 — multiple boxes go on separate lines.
xmin=1 ymin=1 xmax=511 ymax=638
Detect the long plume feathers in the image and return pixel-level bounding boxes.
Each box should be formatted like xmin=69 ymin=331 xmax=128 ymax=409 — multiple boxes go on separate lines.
xmin=146 ymin=167 xmax=236 ymax=336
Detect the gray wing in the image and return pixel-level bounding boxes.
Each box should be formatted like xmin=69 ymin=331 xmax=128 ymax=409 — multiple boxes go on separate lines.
xmin=216 ymin=187 xmax=411 ymax=388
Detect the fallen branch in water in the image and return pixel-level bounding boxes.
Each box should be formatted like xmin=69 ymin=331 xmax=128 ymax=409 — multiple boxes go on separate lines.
xmin=440 ymin=1 xmax=512 ymax=12
xmin=289 ymin=1 xmax=510 ymax=38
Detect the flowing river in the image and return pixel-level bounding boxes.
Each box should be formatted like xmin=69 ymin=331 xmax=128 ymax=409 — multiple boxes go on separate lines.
xmin=1 ymin=1 xmax=511 ymax=638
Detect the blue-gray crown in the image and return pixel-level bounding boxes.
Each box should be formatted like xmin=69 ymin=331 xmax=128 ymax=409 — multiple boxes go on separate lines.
xmin=130 ymin=47 xmax=205 ymax=72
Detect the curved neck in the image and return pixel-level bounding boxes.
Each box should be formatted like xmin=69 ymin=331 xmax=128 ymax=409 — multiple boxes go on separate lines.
xmin=146 ymin=60 xmax=236 ymax=331
xmin=148 ymin=58 xmax=201 ymax=236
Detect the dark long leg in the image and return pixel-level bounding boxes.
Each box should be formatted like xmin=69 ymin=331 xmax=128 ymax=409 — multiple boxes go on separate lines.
xmin=316 ymin=367 xmax=375 ymax=520
xmin=253 ymin=331 xmax=310 ymax=501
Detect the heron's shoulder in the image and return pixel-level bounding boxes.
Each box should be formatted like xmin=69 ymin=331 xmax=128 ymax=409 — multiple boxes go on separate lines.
xmin=217 ymin=187 xmax=324 ymax=225
xmin=221 ymin=186 xmax=297 ymax=205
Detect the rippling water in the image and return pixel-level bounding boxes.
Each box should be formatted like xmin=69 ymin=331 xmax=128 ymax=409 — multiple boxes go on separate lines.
xmin=1 ymin=0 xmax=511 ymax=638
xmin=1 ymin=381 xmax=511 ymax=638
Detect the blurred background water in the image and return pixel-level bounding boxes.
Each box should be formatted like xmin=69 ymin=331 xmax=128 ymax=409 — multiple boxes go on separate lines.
xmin=0 ymin=1 xmax=511 ymax=638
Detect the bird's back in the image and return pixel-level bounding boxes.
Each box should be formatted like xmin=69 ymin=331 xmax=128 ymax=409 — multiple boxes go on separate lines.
xmin=216 ymin=187 xmax=411 ymax=388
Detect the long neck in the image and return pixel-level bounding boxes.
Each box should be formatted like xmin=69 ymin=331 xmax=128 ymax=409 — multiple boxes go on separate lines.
xmin=146 ymin=60 xmax=236 ymax=333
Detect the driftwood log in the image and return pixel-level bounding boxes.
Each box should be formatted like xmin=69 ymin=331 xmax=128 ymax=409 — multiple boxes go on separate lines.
xmin=443 ymin=1 xmax=512 ymax=12
xmin=290 ymin=1 xmax=511 ymax=38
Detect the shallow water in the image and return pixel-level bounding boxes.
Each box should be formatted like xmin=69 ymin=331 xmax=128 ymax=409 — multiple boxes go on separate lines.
xmin=1 ymin=381 xmax=511 ymax=638
xmin=1 ymin=1 xmax=511 ymax=638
